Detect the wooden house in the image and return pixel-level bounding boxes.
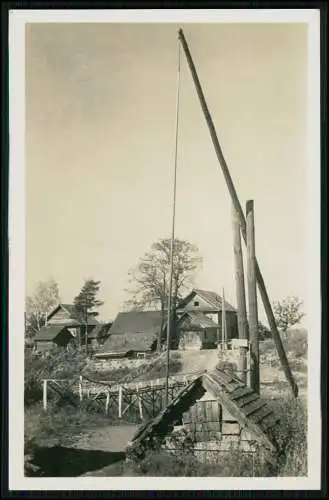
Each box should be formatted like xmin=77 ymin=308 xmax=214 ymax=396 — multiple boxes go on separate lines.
xmin=33 ymin=325 xmax=74 ymax=352
xmin=45 ymin=303 xmax=99 ymax=347
xmin=177 ymin=289 xmax=238 ymax=345
xmin=176 ymin=311 xmax=218 ymax=350
xmin=96 ymin=311 xmax=168 ymax=359
xmin=126 ymin=368 xmax=279 ymax=465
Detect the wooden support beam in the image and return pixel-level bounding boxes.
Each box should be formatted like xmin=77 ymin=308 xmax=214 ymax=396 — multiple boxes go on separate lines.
xmin=232 ymin=205 xmax=249 ymax=340
xmin=43 ymin=379 xmax=48 ymax=410
xmin=178 ymin=28 xmax=298 ymax=397
xmin=237 ymin=345 xmax=248 ymax=385
xmin=221 ymin=288 xmax=226 ymax=349
xmin=118 ymin=385 xmax=122 ymax=418
xmin=105 ymin=391 xmax=110 ymax=415
xmin=79 ymin=375 xmax=83 ymax=402
xmin=246 ymin=200 xmax=260 ymax=394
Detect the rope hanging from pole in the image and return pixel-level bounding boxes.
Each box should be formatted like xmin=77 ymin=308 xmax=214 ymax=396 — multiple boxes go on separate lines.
xmin=164 ymin=35 xmax=182 ymax=408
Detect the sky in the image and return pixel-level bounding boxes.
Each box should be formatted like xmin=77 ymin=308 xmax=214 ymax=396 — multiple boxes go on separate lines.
xmin=25 ymin=22 xmax=309 ymax=324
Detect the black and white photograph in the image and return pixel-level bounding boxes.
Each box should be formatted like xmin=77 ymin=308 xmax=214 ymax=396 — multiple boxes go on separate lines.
xmin=8 ymin=8 xmax=321 ymax=491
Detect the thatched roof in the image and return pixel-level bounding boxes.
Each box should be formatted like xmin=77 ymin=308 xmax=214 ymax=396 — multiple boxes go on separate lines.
xmin=33 ymin=325 xmax=70 ymax=341
xmin=126 ymin=368 xmax=279 ymax=459
xmin=99 ymin=311 xmax=166 ymax=355
xmin=88 ymin=322 xmax=112 ymax=339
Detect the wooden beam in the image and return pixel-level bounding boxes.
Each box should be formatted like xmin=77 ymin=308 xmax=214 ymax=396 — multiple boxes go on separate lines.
xmin=178 ymin=28 xmax=298 ymax=397
xmin=232 ymin=205 xmax=249 ymax=340
xmin=43 ymin=379 xmax=48 ymax=410
xmin=222 ymin=288 xmax=226 ymax=349
xmin=246 ymin=201 xmax=260 ymax=394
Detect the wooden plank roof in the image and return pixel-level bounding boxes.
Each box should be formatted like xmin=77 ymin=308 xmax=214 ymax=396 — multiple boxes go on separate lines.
xmin=126 ymin=368 xmax=280 ymax=458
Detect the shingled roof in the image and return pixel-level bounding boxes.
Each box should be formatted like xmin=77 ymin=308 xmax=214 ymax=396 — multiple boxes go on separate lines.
xmin=178 ymin=289 xmax=236 ymax=312
xmin=126 ymin=368 xmax=279 ymax=460
xmin=99 ymin=311 xmax=166 ymax=355
xmin=178 ymin=311 xmax=219 ymax=329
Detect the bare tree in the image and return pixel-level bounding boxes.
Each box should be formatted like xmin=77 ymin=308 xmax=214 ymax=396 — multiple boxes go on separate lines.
xmin=273 ymin=295 xmax=305 ymax=338
xmin=25 ymin=278 xmax=60 ymax=337
xmin=125 ymin=238 xmax=202 ymax=351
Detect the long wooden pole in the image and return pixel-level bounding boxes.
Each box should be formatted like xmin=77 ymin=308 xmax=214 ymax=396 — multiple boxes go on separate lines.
xmin=178 ymin=28 xmax=298 ymax=397
xmin=246 ymin=200 xmax=260 ymax=394
xmin=164 ymin=38 xmax=181 ymax=407
xmin=232 ymin=205 xmax=249 ymax=340
xmin=221 ymin=288 xmax=225 ymax=350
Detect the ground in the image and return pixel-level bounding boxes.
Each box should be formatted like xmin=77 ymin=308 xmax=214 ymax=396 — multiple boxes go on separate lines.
xmin=25 ymin=329 xmax=308 ymax=477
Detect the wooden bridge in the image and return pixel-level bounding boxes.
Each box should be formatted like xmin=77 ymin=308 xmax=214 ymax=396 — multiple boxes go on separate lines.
xmin=42 ymin=371 xmax=203 ymax=422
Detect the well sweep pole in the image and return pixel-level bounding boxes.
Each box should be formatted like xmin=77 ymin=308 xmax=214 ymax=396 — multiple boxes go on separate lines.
xmin=164 ymin=37 xmax=181 ymax=407
xmin=178 ymin=28 xmax=298 ymax=397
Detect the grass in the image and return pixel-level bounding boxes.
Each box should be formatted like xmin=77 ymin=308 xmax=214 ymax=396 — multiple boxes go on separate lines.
xmin=25 ymin=330 xmax=308 ymax=477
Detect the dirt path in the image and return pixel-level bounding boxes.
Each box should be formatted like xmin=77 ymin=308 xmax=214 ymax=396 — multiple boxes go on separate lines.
xmin=72 ymin=424 xmax=139 ymax=453
xmin=177 ymin=349 xmax=219 ymax=374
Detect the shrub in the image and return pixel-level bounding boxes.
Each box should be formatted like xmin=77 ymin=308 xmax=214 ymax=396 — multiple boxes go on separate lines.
xmin=126 ymin=446 xmax=271 ymax=477
xmin=266 ymin=396 xmax=307 ymax=477
xmin=283 ymin=329 xmax=308 ymax=360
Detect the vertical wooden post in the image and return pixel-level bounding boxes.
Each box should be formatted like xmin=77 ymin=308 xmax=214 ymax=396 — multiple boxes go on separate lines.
xmin=222 ymin=288 xmax=227 ymax=349
xmin=246 ymin=200 xmax=260 ymax=393
xmin=137 ymin=385 xmax=143 ymax=420
xmin=118 ymin=385 xmax=122 ymax=418
xmin=79 ymin=375 xmax=83 ymax=402
xmin=105 ymin=391 xmax=110 ymax=415
xmin=43 ymin=379 xmax=48 ymax=410
xmin=232 ymin=205 xmax=249 ymax=340
xmin=221 ymin=291 xmax=224 ymax=350
xmin=237 ymin=345 xmax=248 ymax=385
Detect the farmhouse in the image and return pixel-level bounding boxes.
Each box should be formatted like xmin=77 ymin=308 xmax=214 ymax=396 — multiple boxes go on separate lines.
xmin=95 ymin=288 xmax=239 ymax=358
xmin=33 ymin=303 xmax=102 ymax=352
xmin=96 ymin=311 xmax=167 ymax=359
xmin=176 ymin=311 xmax=218 ymax=350
xmin=126 ymin=367 xmax=279 ymax=465
xmin=33 ymin=325 xmax=74 ymax=352
xmin=176 ymin=288 xmax=238 ymax=347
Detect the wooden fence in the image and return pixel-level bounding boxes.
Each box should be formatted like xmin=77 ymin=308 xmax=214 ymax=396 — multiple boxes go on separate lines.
xmin=42 ymin=371 xmax=202 ymax=422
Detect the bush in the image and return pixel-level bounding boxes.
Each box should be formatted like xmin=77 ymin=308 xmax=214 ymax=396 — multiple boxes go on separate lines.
xmin=283 ymin=329 xmax=308 ymax=360
xmin=126 ymin=446 xmax=271 ymax=477
xmin=266 ymin=396 xmax=307 ymax=477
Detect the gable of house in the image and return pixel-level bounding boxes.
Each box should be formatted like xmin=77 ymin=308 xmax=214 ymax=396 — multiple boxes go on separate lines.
xmin=178 ymin=289 xmax=236 ymax=313
xmin=47 ymin=303 xmax=100 ymax=327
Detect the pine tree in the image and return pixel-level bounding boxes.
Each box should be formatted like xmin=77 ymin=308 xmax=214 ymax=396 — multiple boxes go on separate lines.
xmin=72 ymin=279 xmax=103 ymax=354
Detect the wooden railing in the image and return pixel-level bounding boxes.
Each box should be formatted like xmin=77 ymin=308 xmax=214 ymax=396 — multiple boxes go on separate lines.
xmin=41 ymin=370 xmax=204 ymax=420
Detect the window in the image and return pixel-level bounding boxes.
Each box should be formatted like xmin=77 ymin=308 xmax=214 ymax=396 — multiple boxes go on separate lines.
xmin=194 ymin=301 xmax=199 ymax=307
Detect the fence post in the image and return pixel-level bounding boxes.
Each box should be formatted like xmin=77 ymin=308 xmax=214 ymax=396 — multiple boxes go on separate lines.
xmin=43 ymin=379 xmax=48 ymax=410
xmin=79 ymin=375 xmax=83 ymax=402
xmin=137 ymin=385 xmax=143 ymax=420
xmin=118 ymin=386 xmax=122 ymax=418
xmin=105 ymin=391 xmax=110 ymax=415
